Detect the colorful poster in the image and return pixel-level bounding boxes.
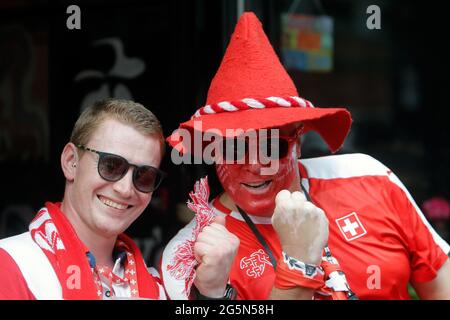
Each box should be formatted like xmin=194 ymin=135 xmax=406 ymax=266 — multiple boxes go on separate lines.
xmin=281 ymin=13 xmax=333 ymax=72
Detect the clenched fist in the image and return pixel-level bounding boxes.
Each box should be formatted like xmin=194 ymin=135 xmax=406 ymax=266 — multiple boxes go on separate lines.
xmin=193 ymin=215 xmax=240 ymax=298
xmin=272 ymin=190 xmax=328 ymax=265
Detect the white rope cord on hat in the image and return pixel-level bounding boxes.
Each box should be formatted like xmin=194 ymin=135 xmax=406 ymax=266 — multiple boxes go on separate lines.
xmin=191 ymin=96 xmax=314 ymax=119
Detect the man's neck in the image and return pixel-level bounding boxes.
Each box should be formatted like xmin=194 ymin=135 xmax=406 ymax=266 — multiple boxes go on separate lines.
xmin=60 ymin=201 xmax=116 ymax=269
xmin=219 ymin=192 xmax=239 ymax=212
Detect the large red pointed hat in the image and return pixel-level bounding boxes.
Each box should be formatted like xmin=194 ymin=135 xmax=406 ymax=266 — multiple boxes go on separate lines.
xmin=168 ymin=12 xmax=352 ymax=154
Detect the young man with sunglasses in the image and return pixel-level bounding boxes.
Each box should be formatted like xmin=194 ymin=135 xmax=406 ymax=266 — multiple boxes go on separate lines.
xmin=162 ymin=13 xmax=450 ymax=300
xmin=0 ymin=99 xmax=239 ymax=300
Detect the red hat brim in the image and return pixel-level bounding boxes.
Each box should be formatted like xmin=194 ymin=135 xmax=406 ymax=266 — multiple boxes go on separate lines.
xmin=167 ymin=106 xmax=352 ymax=156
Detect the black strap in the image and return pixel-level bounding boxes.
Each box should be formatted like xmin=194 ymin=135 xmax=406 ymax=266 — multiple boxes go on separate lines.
xmin=237 ymin=206 xmax=277 ymax=269
xmin=237 ymin=181 xmax=358 ymax=300
xmin=236 ymin=181 xmax=312 ymax=270
xmin=300 ymin=182 xmax=312 ymax=202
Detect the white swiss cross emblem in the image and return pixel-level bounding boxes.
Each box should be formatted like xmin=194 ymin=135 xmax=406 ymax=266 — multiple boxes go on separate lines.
xmin=239 ymin=249 xmax=272 ymax=279
xmin=336 ymin=212 xmax=367 ymax=241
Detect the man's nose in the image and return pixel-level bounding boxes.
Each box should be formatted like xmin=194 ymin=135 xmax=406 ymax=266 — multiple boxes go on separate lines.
xmin=112 ymin=168 xmax=134 ymax=197
xmin=246 ymin=145 xmax=274 ymax=164
xmin=245 ymin=150 xmax=270 ymax=175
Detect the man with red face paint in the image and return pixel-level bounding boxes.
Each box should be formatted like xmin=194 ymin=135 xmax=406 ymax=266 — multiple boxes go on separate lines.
xmin=162 ymin=12 xmax=450 ymax=300
xmin=215 ymin=124 xmax=303 ymax=219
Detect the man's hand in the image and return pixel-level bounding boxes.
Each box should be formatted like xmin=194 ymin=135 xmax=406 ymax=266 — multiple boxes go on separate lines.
xmin=272 ymin=190 xmax=329 ymax=265
xmin=193 ymin=216 xmax=240 ymax=298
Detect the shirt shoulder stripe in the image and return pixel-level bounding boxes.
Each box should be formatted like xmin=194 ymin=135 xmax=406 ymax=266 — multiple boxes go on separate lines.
xmin=387 ymin=172 xmax=450 ymax=255
xmin=0 ymin=248 xmax=35 ymax=299
xmin=300 ymin=153 xmax=389 ymax=179
xmin=0 ymin=232 xmax=62 ymax=299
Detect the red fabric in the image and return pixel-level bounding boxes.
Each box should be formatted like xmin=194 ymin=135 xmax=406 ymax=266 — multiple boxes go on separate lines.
xmin=118 ymin=233 xmax=162 ymax=298
xmin=0 ymin=248 xmax=36 ymax=300
xmin=214 ymin=201 xmax=281 ymax=300
xmin=31 ymin=203 xmax=98 ymax=299
xmin=211 ymin=162 xmax=448 ymax=300
xmin=321 ymin=260 xmax=342 ymax=275
xmin=168 ymin=107 xmax=352 ymax=155
xmin=303 ymin=161 xmax=448 ymax=290
xmin=206 ymin=12 xmax=298 ymax=104
xmin=274 ymin=260 xmax=324 ymax=290
xmin=28 ymin=202 xmax=160 ymax=299
xmin=166 ymin=12 xmax=352 ymax=155
xmin=305 ymin=174 xmax=447 ymax=288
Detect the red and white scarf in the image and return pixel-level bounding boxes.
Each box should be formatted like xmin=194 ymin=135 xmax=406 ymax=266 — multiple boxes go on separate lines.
xmin=91 ymin=240 xmax=140 ymax=298
xmin=29 ymin=202 xmax=161 ymax=300
xmin=166 ymin=177 xmax=216 ymax=296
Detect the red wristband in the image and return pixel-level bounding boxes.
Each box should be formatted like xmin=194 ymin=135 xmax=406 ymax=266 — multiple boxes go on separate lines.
xmin=274 ymin=252 xmax=325 ymax=290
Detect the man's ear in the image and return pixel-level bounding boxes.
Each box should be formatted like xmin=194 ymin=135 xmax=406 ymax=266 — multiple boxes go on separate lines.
xmin=61 ymin=142 xmax=78 ymax=181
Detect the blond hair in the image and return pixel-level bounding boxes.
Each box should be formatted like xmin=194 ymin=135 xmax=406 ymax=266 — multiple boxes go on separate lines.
xmin=70 ymin=99 xmax=165 ymax=153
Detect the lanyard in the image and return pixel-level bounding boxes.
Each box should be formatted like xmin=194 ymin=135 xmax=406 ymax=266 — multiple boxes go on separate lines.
xmin=237 ymin=206 xmax=278 ymax=269
xmin=236 ymin=182 xmax=358 ymax=300
xmin=89 ymin=241 xmax=140 ymax=299
xmin=236 ymin=181 xmax=312 ymax=270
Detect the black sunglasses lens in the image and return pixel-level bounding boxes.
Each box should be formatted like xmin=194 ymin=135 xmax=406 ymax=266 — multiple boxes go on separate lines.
xmin=260 ymin=137 xmax=289 ymax=160
xmin=221 ymin=135 xmax=291 ymax=162
xmin=98 ymin=154 xmax=128 ymax=181
xmin=134 ymin=166 xmax=161 ymax=193
xmin=222 ymin=138 xmax=247 ymax=162
xmin=278 ymin=138 xmax=290 ymax=158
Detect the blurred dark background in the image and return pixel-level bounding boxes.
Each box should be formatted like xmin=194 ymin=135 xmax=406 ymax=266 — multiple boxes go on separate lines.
xmin=1 ymin=0 xmax=449 ymax=266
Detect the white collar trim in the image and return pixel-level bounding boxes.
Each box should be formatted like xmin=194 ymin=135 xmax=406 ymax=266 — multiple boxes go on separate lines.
xmin=211 ymin=203 xmax=273 ymax=225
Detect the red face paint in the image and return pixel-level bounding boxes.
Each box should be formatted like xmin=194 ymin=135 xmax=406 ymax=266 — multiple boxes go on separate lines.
xmin=216 ymin=142 xmax=299 ymax=217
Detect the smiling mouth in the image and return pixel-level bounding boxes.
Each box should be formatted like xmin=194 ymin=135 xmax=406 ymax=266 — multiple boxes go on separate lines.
xmin=241 ymin=180 xmax=272 ymax=189
xmin=98 ymin=195 xmax=131 ymax=210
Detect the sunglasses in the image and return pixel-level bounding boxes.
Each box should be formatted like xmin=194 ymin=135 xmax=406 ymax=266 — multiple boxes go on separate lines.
xmin=76 ymin=145 xmax=166 ymax=193
xmin=220 ymin=125 xmax=304 ymax=162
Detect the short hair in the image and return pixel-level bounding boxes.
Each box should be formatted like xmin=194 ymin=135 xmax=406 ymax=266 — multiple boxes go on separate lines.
xmin=70 ymin=99 xmax=165 ymax=155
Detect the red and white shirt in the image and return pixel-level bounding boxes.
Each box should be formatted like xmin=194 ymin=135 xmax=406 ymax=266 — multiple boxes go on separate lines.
xmin=0 ymin=232 xmax=166 ymax=300
xmin=162 ymin=153 xmax=449 ymax=300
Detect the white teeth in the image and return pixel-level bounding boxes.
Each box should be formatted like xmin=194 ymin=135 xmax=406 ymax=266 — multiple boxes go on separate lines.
xmin=99 ymin=196 xmax=128 ymax=210
xmin=247 ymin=182 xmax=265 ymax=187
xmin=243 ymin=181 xmax=271 ymax=188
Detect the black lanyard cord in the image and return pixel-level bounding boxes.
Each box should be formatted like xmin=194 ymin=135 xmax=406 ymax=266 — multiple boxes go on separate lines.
xmin=236 ymin=181 xmax=313 ymax=270
xmin=236 ymin=181 xmax=358 ymax=300
xmin=236 ymin=206 xmax=278 ymax=269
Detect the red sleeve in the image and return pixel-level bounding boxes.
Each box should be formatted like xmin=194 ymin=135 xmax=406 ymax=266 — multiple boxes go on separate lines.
xmin=391 ymin=184 xmax=449 ymax=283
xmin=0 ymin=248 xmax=36 ymax=300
